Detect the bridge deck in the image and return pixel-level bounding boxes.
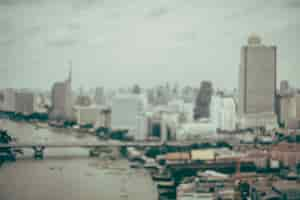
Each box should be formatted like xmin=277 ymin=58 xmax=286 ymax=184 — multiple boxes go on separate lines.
xmin=0 ymin=141 xmax=196 ymax=148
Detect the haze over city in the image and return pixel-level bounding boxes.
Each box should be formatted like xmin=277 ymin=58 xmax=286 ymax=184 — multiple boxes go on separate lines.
xmin=1 ymin=1 xmax=300 ymax=200
xmin=0 ymin=0 xmax=300 ymax=90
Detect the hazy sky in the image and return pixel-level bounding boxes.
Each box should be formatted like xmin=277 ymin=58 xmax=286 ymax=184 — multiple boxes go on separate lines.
xmin=0 ymin=0 xmax=299 ymax=90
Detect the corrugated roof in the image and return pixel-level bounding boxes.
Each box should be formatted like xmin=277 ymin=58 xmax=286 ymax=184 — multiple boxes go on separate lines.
xmin=191 ymin=149 xmax=215 ymax=161
xmin=165 ymin=152 xmax=190 ymax=161
xmin=272 ymin=142 xmax=300 ymax=152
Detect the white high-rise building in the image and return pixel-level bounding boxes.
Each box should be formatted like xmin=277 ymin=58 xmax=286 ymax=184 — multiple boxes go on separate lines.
xmin=211 ymin=95 xmax=237 ymax=132
xmin=111 ymin=94 xmax=147 ymax=140
xmin=219 ymin=97 xmax=237 ymax=131
xmin=49 ymin=69 xmax=73 ymax=121
xmin=238 ymin=34 xmax=277 ymax=129
xmin=279 ymin=95 xmax=296 ymax=126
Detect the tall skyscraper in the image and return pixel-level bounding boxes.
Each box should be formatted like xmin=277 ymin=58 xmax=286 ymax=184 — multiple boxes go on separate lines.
xmin=193 ymin=81 xmax=213 ymax=120
xmin=49 ymin=68 xmax=73 ymax=121
xmin=238 ymin=34 xmax=277 ymax=129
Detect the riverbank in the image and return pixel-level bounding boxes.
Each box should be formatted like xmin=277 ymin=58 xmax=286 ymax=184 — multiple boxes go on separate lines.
xmin=0 ymin=120 xmax=158 ymax=200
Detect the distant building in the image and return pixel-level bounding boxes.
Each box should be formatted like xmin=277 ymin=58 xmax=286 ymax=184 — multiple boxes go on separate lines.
xmin=146 ymin=89 xmax=155 ymax=105
xmin=277 ymin=81 xmax=300 ymax=129
xmin=136 ymin=114 xmax=148 ymax=141
xmin=211 ymin=95 xmax=237 ymax=132
xmin=176 ymin=121 xmax=217 ymax=141
xmin=219 ymin=97 xmax=237 ymax=131
xmin=0 ymin=88 xmax=16 ymax=112
xmin=280 ymin=80 xmax=291 ymax=95
xmin=194 ymin=81 xmax=213 ymax=120
xmin=147 ymin=113 xmax=168 ymax=141
xmin=181 ymin=86 xmax=195 ymax=103
xmin=111 ymin=94 xmax=147 ymax=140
xmin=15 ymin=91 xmax=35 ymax=115
xmin=75 ymin=95 xmax=92 ymax=107
xmin=49 ymin=69 xmax=73 ymax=121
xmin=74 ymin=106 xmax=102 ymax=126
xmin=132 ymin=84 xmax=141 ymax=94
xmin=155 ymin=85 xmax=170 ymax=105
xmin=296 ymin=94 xmax=300 ymax=120
xmin=101 ymin=108 xmax=111 ymax=129
xmin=238 ymin=34 xmax=277 ymax=129
xmin=95 ymin=87 xmax=105 ymax=105
xmin=278 ymin=95 xmax=297 ymax=128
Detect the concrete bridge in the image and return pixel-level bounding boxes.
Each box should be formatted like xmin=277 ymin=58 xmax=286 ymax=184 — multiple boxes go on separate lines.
xmin=0 ymin=140 xmax=201 ymax=149
xmin=0 ymin=140 xmax=196 ymax=159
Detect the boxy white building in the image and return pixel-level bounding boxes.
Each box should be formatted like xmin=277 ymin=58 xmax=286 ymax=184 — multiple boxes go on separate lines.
xmin=111 ymin=94 xmax=147 ymax=140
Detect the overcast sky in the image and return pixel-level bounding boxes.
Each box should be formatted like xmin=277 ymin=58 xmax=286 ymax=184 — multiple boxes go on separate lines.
xmin=0 ymin=0 xmax=299 ymax=90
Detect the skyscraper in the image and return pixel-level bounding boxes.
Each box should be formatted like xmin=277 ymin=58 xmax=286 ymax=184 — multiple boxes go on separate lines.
xmin=49 ymin=68 xmax=73 ymax=121
xmin=193 ymin=81 xmax=213 ymax=120
xmin=238 ymin=34 xmax=277 ymax=129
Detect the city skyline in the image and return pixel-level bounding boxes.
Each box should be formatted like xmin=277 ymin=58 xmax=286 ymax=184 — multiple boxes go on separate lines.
xmin=0 ymin=0 xmax=300 ymax=90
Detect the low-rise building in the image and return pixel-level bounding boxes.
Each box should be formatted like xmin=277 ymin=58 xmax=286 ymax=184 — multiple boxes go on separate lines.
xmin=191 ymin=149 xmax=215 ymax=161
xmin=272 ymin=180 xmax=300 ymax=200
xmin=165 ymin=152 xmax=190 ymax=164
xmin=271 ymin=142 xmax=300 ymax=167
xmin=176 ymin=121 xmax=217 ymax=141
xmin=238 ymin=112 xmax=278 ymax=131
xmin=250 ymin=179 xmax=280 ymax=200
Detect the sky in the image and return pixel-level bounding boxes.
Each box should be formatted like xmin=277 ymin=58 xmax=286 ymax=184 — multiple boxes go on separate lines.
xmin=0 ymin=0 xmax=299 ymax=90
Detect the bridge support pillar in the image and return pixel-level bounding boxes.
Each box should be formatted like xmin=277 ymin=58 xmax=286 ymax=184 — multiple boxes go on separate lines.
xmin=89 ymin=147 xmax=100 ymax=157
xmin=32 ymin=146 xmax=45 ymax=160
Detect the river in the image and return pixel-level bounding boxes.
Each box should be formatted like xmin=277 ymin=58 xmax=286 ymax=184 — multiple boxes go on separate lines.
xmin=0 ymin=119 xmax=158 ymax=200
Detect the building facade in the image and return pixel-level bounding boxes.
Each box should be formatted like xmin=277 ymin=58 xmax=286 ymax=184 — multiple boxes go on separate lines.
xmin=238 ymin=35 xmax=277 ymax=129
xmin=278 ymin=95 xmax=297 ymax=127
xmin=194 ymin=81 xmax=213 ymax=120
xmin=111 ymin=94 xmax=147 ymax=139
xmin=0 ymin=88 xmax=16 ymax=112
xmin=49 ymin=70 xmax=73 ymax=121
xmin=95 ymin=87 xmax=105 ymax=105
xmin=15 ymin=91 xmax=35 ymax=115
